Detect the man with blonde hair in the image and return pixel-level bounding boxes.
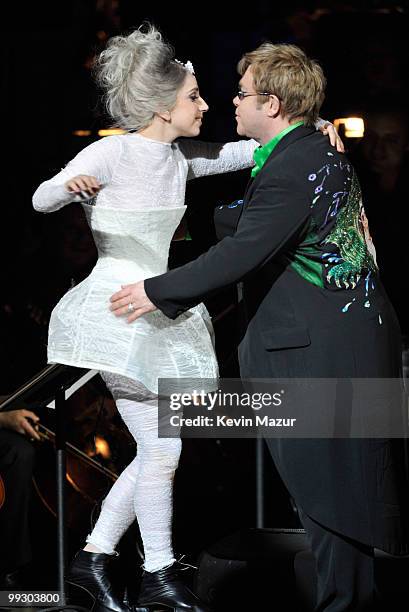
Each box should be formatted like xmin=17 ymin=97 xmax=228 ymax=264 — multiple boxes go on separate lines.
xmin=113 ymin=43 xmax=409 ymax=610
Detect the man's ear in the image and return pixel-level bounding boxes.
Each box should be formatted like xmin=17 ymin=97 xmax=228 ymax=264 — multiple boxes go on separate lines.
xmin=265 ymin=95 xmax=281 ymax=119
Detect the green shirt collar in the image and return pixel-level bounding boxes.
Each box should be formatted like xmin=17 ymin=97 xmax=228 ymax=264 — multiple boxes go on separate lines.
xmin=251 ymin=121 xmax=304 ymax=178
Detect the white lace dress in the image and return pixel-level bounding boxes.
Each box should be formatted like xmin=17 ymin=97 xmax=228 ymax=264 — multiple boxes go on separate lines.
xmin=32 ymin=133 xmax=256 ymax=395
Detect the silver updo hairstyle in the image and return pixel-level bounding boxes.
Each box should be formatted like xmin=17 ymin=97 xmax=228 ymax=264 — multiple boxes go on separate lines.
xmin=94 ymin=24 xmax=188 ymax=132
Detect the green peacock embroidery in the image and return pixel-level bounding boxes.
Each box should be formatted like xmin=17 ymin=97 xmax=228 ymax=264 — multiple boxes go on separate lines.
xmin=323 ymin=172 xmax=377 ymax=289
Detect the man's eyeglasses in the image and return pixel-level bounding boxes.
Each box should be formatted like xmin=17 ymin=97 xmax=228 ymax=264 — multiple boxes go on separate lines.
xmin=236 ymin=90 xmax=274 ymax=101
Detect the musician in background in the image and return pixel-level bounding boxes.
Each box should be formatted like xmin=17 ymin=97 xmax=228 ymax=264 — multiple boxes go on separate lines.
xmin=351 ymin=105 xmax=409 ymax=335
xmin=0 ymin=408 xmax=40 ymax=588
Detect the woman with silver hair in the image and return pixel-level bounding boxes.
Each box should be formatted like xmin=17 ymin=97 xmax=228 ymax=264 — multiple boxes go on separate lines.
xmin=33 ymin=24 xmax=341 ymax=612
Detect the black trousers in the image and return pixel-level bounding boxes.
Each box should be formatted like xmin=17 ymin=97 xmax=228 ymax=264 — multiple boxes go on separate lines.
xmin=0 ymin=430 xmax=35 ymax=574
xmin=299 ymin=509 xmax=375 ymax=611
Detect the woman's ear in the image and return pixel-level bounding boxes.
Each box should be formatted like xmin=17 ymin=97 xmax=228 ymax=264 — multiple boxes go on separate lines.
xmin=157 ymin=110 xmax=171 ymax=122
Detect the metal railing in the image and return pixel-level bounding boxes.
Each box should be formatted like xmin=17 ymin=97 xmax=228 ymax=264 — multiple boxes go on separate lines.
xmin=1 ymin=363 xmax=99 ymax=612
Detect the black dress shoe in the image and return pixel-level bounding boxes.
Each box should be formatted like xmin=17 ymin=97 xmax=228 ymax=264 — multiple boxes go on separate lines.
xmin=66 ymin=550 xmax=131 ymax=612
xmin=137 ymin=561 xmax=211 ymax=611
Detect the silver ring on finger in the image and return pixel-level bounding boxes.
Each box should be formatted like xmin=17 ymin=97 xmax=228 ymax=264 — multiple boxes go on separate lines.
xmin=128 ymin=302 xmax=135 ymax=313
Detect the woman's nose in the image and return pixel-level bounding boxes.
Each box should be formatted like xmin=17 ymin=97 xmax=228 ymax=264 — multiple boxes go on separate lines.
xmin=200 ymin=97 xmax=209 ymax=112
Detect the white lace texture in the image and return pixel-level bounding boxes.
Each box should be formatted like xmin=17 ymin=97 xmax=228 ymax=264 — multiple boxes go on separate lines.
xmin=32 ymin=133 xmax=257 ymax=393
xmin=32 ymin=133 xmax=257 ymax=213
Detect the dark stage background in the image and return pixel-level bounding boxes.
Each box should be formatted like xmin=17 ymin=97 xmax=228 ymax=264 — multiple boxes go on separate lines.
xmin=1 ymin=0 xmax=409 ymax=593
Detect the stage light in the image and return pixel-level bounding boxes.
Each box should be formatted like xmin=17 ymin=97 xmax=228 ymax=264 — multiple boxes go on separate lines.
xmin=72 ymin=128 xmax=127 ymax=137
xmin=333 ymin=117 xmax=364 ymax=138
xmin=94 ymin=436 xmax=112 ymax=459
xmin=98 ymin=128 xmax=127 ymax=136
xmin=72 ymin=130 xmax=92 ymax=137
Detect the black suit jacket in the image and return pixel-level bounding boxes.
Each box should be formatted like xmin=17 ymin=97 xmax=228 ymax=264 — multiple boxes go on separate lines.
xmin=146 ymin=126 xmax=409 ymax=553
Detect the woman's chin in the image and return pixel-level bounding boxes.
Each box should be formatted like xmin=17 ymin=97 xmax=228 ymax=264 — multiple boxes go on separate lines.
xmin=191 ymin=125 xmax=202 ymax=136
xmin=179 ymin=123 xmax=202 ymax=138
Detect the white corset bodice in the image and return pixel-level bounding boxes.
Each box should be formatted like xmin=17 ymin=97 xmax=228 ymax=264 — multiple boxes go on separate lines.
xmin=85 ymin=204 xmax=186 ymax=281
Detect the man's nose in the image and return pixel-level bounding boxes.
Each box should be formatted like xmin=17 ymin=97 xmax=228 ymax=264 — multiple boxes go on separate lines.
xmin=233 ymin=95 xmax=239 ymax=107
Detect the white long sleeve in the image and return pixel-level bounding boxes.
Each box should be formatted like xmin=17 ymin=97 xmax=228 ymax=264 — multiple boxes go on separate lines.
xmin=33 ymin=134 xmax=259 ymax=215
xmin=178 ymin=138 xmax=257 ymax=180
xmin=32 ymin=136 xmax=123 ymax=213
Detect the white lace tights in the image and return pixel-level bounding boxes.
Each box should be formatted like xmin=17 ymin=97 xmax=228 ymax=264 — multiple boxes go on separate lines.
xmin=86 ymin=373 xmax=181 ymax=572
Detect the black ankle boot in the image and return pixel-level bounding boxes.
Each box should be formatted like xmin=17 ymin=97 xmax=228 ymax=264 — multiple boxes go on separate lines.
xmin=66 ymin=550 xmax=131 ymax=612
xmin=137 ymin=561 xmax=211 ymax=611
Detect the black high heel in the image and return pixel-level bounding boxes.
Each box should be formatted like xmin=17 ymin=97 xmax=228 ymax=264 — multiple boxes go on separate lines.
xmin=137 ymin=559 xmax=211 ymax=611
xmin=66 ymin=550 xmax=132 ymax=612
